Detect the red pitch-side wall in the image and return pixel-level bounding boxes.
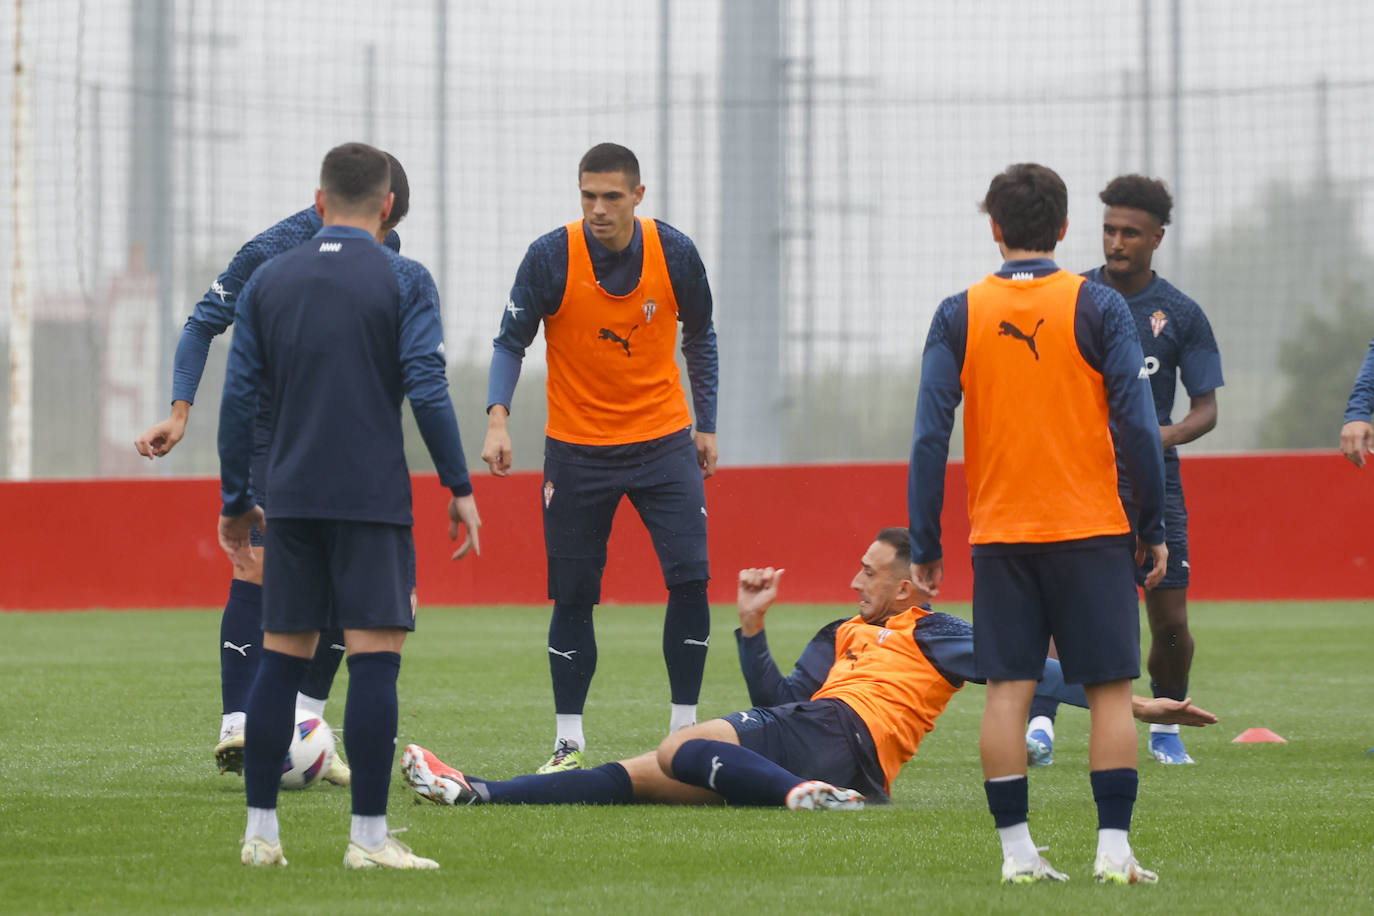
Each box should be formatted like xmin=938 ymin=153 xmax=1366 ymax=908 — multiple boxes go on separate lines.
xmin=1 ymin=452 xmax=1370 ymax=609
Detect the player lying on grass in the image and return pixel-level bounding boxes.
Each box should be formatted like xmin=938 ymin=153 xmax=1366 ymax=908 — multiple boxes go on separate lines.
xmin=403 ymin=527 xmax=1216 ymax=810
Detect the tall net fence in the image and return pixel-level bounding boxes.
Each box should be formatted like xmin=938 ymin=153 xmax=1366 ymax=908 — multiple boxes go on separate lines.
xmin=3 ymin=0 xmax=1372 ymax=478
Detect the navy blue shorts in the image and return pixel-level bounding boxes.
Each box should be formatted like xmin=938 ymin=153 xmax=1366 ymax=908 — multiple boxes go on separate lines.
xmin=262 ymin=518 xmax=416 ymax=633
xmin=972 ymin=539 xmax=1141 ymax=685
xmin=1120 ymin=455 xmax=1189 ymax=589
xmin=542 ymin=432 xmax=709 ymax=603
xmin=726 ymin=698 xmax=889 ymax=803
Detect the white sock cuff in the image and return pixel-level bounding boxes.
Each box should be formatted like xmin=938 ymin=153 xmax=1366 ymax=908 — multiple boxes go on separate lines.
xmin=1149 ymin=722 xmax=1180 ymax=735
xmin=997 ymin=822 xmax=1037 ymax=861
xmin=245 ymin=806 xmax=279 ymax=845
xmin=669 ymin=703 xmax=698 ymax=732
xmin=1028 ymin=716 xmax=1055 ymax=740
xmin=1097 ymin=827 xmax=1131 ymax=861
xmin=554 ymin=714 xmax=585 ymax=751
xmin=351 ymin=814 xmax=388 ymax=850
xmin=296 ymin=693 xmax=326 ymax=717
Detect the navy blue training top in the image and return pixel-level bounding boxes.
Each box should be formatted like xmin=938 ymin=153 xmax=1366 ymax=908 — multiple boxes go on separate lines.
xmin=173 ymin=205 xmax=400 ymax=405
xmin=1082 ymin=268 xmax=1224 ymax=446
xmin=219 ymin=225 xmax=470 ymax=524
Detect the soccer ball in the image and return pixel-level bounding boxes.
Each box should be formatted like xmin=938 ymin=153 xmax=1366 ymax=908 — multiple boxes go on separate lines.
xmin=280 ymin=710 xmax=335 ymax=790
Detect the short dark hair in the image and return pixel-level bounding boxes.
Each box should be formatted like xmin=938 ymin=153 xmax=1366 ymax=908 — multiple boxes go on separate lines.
xmin=319 ymin=142 xmax=390 ymax=212
xmin=382 ymin=151 xmax=410 ymax=229
xmin=980 ymin=163 xmax=1068 ymax=252
xmin=578 ymin=142 xmax=641 ymax=187
xmin=1099 ymin=174 xmax=1172 ymax=226
xmin=875 ymin=527 xmax=912 ymax=570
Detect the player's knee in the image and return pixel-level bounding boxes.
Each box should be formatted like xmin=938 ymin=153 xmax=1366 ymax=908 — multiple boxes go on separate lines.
xmin=548 ymin=556 xmax=604 ymax=606
xmin=1149 ymin=612 xmax=1190 ymax=640
xmin=655 ymin=732 xmax=687 ymax=776
xmin=667 ymin=577 xmax=708 ymax=597
xmin=664 ymin=566 xmax=710 ymax=592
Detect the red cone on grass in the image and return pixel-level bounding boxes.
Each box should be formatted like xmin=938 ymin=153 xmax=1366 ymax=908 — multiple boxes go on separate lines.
xmin=1232 ymin=727 xmax=1286 ymax=743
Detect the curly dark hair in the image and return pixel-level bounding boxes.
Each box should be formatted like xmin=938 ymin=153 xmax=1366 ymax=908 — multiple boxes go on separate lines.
xmin=980 ymin=163 xmax=1068 ymax=252
xmin=1099 ymin=174 xmax=1172 ymax=226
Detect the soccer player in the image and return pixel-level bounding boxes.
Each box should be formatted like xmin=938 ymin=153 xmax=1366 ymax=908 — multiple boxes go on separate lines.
xmin=218 ymin=143 xmax=481 ymax=869
xmin=908 ymin=164 xmax=1168 ymax=884
xmin=481 ymin=142 xmax=719 ymax=773
xmin=135 ymin=153 xmax=413 ymax=783
xmin=1339 ymin=339 xmax=1374 ymax=466
xmin=1025 ymin=175 xmax=1224 ymax=768
xmin=400 ymin=529 xmax=1213 ymax=810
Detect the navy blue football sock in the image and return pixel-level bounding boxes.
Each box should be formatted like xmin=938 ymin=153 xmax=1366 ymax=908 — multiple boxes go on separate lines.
xmin=984 ymin=775 xmax=1030 ymax=828
xmin=670 ymin=739 xmax=800 ymax=806
xmin=243 ymin=649 xmax=310 ymax=810
xmin=1149 ymin=679 xmax=1189 ymax=702
xmin=344 ymin=651 xmax=401 ymax=817
xmin=220 ymin=580 xmax=263 ymax=714
xmin=1090 ymin=767 xmax=1137 ymax=831
xmin=548 ymin=602 xmax=597 ymax=715
xmin=1027 ymin=694 xmax=1059 ymax=724
xmin=472 ymin=762 xmax=633 ymax=805
xmin=663 ymin=579 xmax=710 ymax=705
xmin=298 ymin=626 xmax=346 ymax=704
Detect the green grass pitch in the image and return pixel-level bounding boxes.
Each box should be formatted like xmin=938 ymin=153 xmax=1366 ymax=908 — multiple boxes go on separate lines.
xmin=1 ymin=600 xmax=1370 ymax=914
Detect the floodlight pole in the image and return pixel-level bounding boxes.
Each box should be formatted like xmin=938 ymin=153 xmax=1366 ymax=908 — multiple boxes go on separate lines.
xmin=1169 ymin=0 xmax=1183 ymax=280
xmin=435 ymin=0 xmax=451 ymax=335
xmin=9 ymin=0 xmax=33 ymax=479
xmin=1140 ymin=0 xmax=1152 ymax=174
xmin=657 ymin=0 xmax=670 ymax=221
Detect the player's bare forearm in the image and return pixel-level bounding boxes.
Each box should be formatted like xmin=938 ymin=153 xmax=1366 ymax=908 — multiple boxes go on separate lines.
xmin=1159 ymin=391 xmax=1217 ymax=450
xmin=1131 ymin=695 xmax=1217 ymax=727
xmin=134 ymin=400 xmax=191 ymax=458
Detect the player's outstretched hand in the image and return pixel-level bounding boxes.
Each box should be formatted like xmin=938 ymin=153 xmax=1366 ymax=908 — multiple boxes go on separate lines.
xmin=912 ymin=559 xmax=943 ymax=597
xmin=135 ymin=406 xmax=189 ymax=459
xmin=218 ymin=505 xmax=265 ymax=570
xmin=694 ymin=431 xmax=718 ymax=479
xmin=449 ymin=494 xmax=481 ymax=560
xmin=1131 ymin=695 xmax=1218 ymax=728
xmin=481 ymin=409 xmax=513 ymax=477
xmin=737 ymin=566 xmax=784 ymax=637
xmin=1139 ymin=540 xmax=1168 ymax=590
xmin=1339 ymin=420 xmax=1373 ymax=468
